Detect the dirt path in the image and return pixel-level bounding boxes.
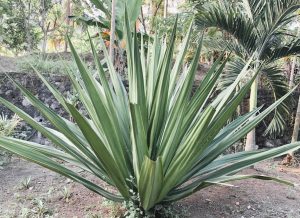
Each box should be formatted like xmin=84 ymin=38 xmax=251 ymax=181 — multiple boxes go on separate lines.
xmin=0 ymin=158 xmax=300 ymax=218
xmin=0 ymin=158 xmax=299 ymax=218
xmin=182 ymin=162 xmax=300 ymax=218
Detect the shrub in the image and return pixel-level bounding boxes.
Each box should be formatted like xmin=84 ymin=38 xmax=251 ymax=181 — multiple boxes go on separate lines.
xmin=0 ymin=113 xmax=21 ymax=137
xmin=0 ymin=14 xmax=299 ymax=216
xmin=0 ymin=113 xmax=21 ymax=165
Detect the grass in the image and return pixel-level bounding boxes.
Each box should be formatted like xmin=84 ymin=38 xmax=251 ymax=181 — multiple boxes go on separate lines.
xmin=17 ymin=54 xmax=78 ymax=75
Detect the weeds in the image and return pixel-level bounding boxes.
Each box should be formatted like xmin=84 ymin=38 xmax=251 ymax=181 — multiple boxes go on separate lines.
xmin=31 ymin=198 xmax=51 ymax=217
xmin=20 ymin=176 xmax=31 ymax=190
xmin=61 ymin=186 xmax=72 ymax=202
xmin=0 ymin=113 xmax=21 ymax=166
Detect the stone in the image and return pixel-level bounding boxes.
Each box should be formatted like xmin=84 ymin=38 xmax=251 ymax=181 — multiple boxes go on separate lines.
xmin=22 ymin=97 xmax=31 ymax=107
xmin=50 ymin=102 xmax=59 ymax=110
xmin=264 ymin=140 xmax=276 ymax=148
xmin=5 ymin=90 xmax=12 ymax=96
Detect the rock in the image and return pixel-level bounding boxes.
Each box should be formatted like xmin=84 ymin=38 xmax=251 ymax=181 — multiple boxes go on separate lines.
xmin=264 ymin=139 xmax=284 ymax=148
xmin=22 ymin=97 xmax=31 ymax=107
xmin=50 ymin=102 xmax=59 ymax=110
xmin=5 ymin=90 xmax=13 ymax=96
xmin=286 ymin=195 xmax=296 ymax=200
xmin=265 ymin=140 xmax=276 ymax=148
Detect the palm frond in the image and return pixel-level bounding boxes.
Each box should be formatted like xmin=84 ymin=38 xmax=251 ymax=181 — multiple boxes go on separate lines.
xmin=257 ymin=0 xmax=300 ymax=56
xmin=261 ymin=65 xmax=291 ymax=137
xmin=217 ymin=57 xmax=248 ymax=90
xmin=266 ymin=39 xmax=300 ymax=62
xmin=196 ymin=2 xmax=258 ymax=54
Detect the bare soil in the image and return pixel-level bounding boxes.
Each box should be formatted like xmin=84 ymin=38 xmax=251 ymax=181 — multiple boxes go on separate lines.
xmin=0 ymin=158 xmax=299 ymax=218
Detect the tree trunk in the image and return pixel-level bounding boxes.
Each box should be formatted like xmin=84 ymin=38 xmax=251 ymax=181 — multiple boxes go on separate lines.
xmin=245 ymin=75 xmax=259 ymax=151
xmin=40 ymin=0 xmax=47 ymax=56
xmin=289 ymin=56 xmax=296 ymax=89
xmin=292 ymin=93 xmax=300 ymax=144
xmin=42 ymin=32 xmax=48 ymax=55
xmin=150 ymin=0 xmax=163 ymax=33
xmin=64 ymin=0 xmax=71 ymax=52
xmin=288 ymin=63 xmax=300 ymax=158
xmin=282 ymin=91 xmax=300 ymax=164
xmin=110 ymin=0 xmax=116 ymax=63
xmin=25 ymin=0 xmax=33 ymax=52
xmin=164 ymin=0 xmax=168 ymax=18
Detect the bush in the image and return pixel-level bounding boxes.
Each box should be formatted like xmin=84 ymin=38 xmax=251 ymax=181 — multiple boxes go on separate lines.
xmin=0 ymin=113 xmax=21 ymax=165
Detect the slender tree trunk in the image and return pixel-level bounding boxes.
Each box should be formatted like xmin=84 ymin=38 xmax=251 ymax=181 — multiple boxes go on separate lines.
xmin=25 ymin=0 xmax=33 ymax=52
xmin=245 ymin=75 xmax=259 ymax=151
xmin=110 ymin=0 xmax=116 ymax=63
xmin=283 ymin=91 xmax=300 ymax=164
xmin=289 ymin=56 xmax=296 ymax=89
xmin=210 ymin=52 xmax=214 ymax=65
xmin=40 ymin=0 xmax=47 ymax=56
xmin=64 ymin=0 xmax=71 ymax=52
xmin=42 ymin=32 xmax=48 ymax=55
xmin=164 ymin=0 xmax=168 ymax=18
xmin=140 ymin=7 xmax=147 ymax=35
xmin=288 ymin=60 xmax=299 ymax=158
xmin=292 ymin=94 xmax=300 ymax=143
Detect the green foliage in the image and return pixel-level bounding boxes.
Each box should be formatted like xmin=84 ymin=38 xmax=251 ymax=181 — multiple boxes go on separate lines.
xmin=0 ymin=0 xmax=40 ymax=53
xmin=0 ymin=113 xmax=21 ymax=137
xmin=0 ymin=0 xmax=79 ymax=54
xmin=0 ymin=14 xmax=299 ymax=215
xmin=20 ymin=176 xmax=31 ymax=190
xmin=73 ymin=0 xmax=143 ymax=39
xmin=61 ymin=186 xmax=72 ymax=202
xmin=31 ymin=198 xmax=51 ymax=217
xmin=0 ymin=113 xmax=21 ymax=166
xmin=195 ymin=0 xmax=300 ymax=137
xmin=17 ymin=55 xmax=77 ymax=75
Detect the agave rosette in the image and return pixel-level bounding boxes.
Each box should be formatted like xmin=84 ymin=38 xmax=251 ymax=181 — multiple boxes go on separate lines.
xmin=0 ymin=12 xmax=299 ymax=212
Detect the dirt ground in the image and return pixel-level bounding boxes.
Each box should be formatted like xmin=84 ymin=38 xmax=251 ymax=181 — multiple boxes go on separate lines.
xmin=0 ymin=158 xmax=299 ymax=218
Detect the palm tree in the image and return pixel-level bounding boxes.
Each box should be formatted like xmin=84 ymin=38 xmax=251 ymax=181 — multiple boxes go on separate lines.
xmin=195 ymin=0 xmax=300 ymax=150
xmin=287 ymin=57 xmax=299 ymax=162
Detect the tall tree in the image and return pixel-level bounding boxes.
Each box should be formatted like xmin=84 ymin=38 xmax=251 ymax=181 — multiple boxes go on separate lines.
xmin=195 ymin=0 xmax=300 ymax=150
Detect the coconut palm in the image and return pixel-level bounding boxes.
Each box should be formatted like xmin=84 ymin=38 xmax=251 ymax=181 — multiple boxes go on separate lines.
xmin=195 ymin=0 xmax=300 ymax=150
